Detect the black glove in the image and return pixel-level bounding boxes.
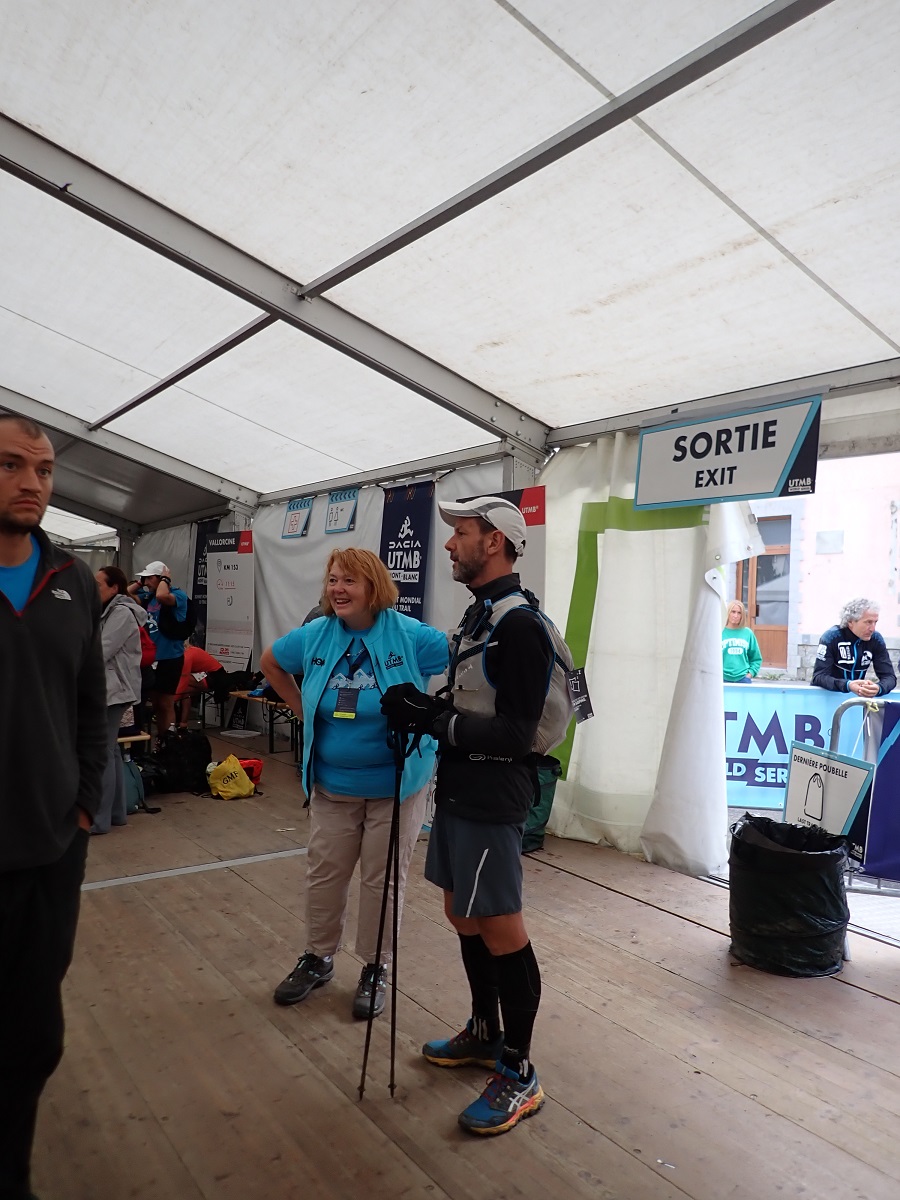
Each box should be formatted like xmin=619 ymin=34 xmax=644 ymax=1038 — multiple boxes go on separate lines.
xmin=380 ymin=683 xmax=447 ymax=735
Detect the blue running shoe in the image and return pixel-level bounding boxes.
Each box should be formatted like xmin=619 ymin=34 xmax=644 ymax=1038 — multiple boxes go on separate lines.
xmin=422 ymin=1020 xmax=504 ymax=1068
xmin=458 ymin=1063 xmax=545 ymax=1135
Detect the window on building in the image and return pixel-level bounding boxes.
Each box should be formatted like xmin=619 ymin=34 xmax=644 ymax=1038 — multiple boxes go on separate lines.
xmin=736 ymin=517 xmax=791 ymax=667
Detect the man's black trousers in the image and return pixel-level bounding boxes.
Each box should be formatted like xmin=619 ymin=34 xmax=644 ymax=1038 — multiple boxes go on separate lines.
xmin=0 ymin=830 xmax=88 ymax=1200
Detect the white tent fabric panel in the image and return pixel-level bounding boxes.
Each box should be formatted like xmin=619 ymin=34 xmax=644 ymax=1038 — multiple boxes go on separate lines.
xmin=649 ymin=0 xmax=900 ymax=347
xmin=641 ymin=505 xmax=764 ymax=875
xmin=0 ymin=173 xmax=260 ymax=423
xmin=331 ymin=114 xmax=891 ymax=426
xmin=541 ymin=436 xmax=709 ymax=853
xmin=514 ymin=0 xmax=762 ymax=96
xmin=107 ymin=322 xmax=494 ymax=492
xmin=0 ymin=0 xmax=599 ymax=283
xmin=41 ymin=507 xmax=115 ymax=544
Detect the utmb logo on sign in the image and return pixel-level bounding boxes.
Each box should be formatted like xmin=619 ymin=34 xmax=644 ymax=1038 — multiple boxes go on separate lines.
xmin=725 ymin=708 xmax=827 ymax=789
xmin=635 ymin=395 xmax=821 ymax=509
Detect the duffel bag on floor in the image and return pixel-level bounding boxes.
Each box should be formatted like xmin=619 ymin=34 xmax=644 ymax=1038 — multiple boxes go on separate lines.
xmin=238 ymin=758 xmax=263 ymax=786
xmin=152 ymin=730 xmax=213 ymax=794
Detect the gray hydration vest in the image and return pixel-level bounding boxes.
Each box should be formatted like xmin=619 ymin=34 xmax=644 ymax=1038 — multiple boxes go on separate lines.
xmin=447 ymin=589 xmax=574 ymax=756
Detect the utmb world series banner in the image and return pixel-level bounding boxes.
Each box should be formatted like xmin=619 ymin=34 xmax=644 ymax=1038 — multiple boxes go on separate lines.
xmin=379 ymin=481 xmax=434 ymax=618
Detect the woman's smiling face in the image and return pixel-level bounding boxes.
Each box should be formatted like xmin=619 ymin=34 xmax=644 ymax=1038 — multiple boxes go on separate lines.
xmin=326 ymin=567 xmax=372 ymax=629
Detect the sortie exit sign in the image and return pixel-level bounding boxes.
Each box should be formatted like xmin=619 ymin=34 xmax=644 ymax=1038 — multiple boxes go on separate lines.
xmin=634 ymin=395 xmax=821 ymax=509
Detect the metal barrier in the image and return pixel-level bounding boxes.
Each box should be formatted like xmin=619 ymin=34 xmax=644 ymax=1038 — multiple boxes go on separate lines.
xmin=828 ymin=697 xmax=893 ymax=899
xmin=828 ymin=697 xmax=885 ymax=759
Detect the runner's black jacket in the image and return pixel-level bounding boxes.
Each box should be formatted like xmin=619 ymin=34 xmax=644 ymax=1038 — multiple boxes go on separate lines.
xmin=433 ymin=573 xmax=554 ymax=824
xmin=0 ymin=528 xmax=107 ymax=870
xmin=810 ymin=624 xmax=896 ymax=695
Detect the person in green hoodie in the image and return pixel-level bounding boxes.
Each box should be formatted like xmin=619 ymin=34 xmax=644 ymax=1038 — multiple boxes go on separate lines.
xmin=722 ymin=600 xmax=762 ymax=683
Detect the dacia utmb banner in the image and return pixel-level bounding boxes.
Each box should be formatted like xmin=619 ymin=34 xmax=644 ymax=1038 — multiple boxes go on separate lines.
xmin=379 ymin=481 xmax=434 ymax=619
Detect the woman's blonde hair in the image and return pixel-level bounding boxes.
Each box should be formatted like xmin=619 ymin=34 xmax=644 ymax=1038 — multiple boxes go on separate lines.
xmin=320 ymin=548 xmax=398 ymax=616
xmin=727 ymin=599 xmax=747 ymax=628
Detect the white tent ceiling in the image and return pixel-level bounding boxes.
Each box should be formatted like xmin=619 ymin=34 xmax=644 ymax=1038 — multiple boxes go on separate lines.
xmin=1 ymin=0 xmax=899 ymax=531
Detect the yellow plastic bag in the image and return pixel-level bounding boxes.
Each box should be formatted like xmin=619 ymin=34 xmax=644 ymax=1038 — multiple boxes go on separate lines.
xmin=208 ymin=754 xmax=255 ymax=800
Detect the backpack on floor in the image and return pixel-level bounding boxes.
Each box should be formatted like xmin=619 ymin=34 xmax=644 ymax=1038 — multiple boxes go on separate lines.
xmin=123 ymin=758 xmax=162 ymax=814
xmin=151 ymin=729 xmax=213 ymax=794
xmin=123 ymin=757 xmax=145 ymax=815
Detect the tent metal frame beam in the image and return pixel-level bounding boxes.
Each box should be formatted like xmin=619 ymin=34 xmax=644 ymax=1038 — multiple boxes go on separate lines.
xmin=49 ymin=492 xmax=139 ymax=538
xmin=0 ymin=114 xmax=548 ymax=457
xmin=258 ymin=439 xmax=536 ymax=507
xmin=298 ymin=0 xmax=836 ymax=299
xmin=0 ymin=385 xmax=261 ymax=508
xmin=139 ymin=503 xmax=231 ymax=534
xmin=547 ymin=358 xmax=900 ymax=447
xmin=89 ymin=313 xmax=277 ymax=430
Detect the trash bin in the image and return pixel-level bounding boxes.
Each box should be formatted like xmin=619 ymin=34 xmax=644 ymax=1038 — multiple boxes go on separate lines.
xmin=728 ymin=814 xmax=850 ymax=978
xmin=523 ymin=757 xmax=562 ymax=853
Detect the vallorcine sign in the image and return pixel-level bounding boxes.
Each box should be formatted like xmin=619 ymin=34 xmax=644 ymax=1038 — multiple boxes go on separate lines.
xmin=635 ymin=395 xmax=821 ymax=509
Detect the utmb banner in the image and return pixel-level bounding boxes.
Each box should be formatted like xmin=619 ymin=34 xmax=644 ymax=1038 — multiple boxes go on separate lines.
xmin=379 ymin=481 xmax=434 ymax=618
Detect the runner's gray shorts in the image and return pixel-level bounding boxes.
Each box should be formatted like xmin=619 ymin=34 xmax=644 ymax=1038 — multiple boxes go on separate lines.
xmin=424 ymin=807 xmax=525 ymax=918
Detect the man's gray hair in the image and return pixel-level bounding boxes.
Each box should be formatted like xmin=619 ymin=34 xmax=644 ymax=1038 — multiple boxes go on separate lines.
xmin=840 ymin=597 xmax=879 ymax=626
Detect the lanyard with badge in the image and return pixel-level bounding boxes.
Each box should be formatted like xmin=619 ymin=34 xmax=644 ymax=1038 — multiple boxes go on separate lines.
xmin=333 ymin=643 xmax=369 ymax=719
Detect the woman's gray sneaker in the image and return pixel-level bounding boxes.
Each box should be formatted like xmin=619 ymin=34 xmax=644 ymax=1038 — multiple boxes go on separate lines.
xmin=273 ymin=952 xmax=334 ymax=1005
xmin=352 ymin=963 xmax=387 ymax=1019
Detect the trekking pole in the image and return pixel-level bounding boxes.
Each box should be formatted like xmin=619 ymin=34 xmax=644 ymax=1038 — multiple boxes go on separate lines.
xmin=358 ymin=724 xmax=407 ymax=1101
xmin=388 ymin=775 xmax=401 ymax=1096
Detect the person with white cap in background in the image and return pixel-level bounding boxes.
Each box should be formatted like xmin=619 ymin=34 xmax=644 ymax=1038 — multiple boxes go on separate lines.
xmin=381 ymin=495 xmax=554 ymax=1137
xmin=128 ymin=561 xmax=189 ymax=745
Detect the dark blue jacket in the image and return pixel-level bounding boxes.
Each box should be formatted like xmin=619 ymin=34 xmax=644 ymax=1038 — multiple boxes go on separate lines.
xmin=0 ymin=528 xmax=107 ymax=869
xmin=811 ymin=625 xmax=896 ymax=695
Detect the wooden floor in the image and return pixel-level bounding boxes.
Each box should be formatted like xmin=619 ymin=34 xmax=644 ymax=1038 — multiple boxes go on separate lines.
xmin=33 ymin=731 xmax=900 ymax=1200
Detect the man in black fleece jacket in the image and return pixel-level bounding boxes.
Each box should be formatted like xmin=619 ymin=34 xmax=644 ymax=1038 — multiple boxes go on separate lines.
xmin=382 ymin=495 xmax=553 ymax=1137
xmin=0 ymin=414 xmax=107 ymax=1200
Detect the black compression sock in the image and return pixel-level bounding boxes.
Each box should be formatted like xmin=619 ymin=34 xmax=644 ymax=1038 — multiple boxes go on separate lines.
xmin=458 ymin=933 xmax=501 ymax=1042
xmin=495 ymin=940 xmax=541 ymax=1074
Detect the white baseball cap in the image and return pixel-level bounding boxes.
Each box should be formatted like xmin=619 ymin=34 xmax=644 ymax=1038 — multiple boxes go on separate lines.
xmin=137 ymin=561 xmax=170 ymax=578
xmin=438 ymin=495 xmax=527 ymax=558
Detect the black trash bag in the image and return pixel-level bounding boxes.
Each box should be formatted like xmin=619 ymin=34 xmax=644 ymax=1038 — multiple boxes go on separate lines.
xmin=729 ymin=814 xmax=849 ymax=978
xmin=523 ymin=757 xmax=562 ymax=853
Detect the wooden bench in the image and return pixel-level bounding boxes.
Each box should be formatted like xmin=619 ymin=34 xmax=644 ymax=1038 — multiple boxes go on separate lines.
xmin=116 ymin=733 xmax=152 ymax=748
xmin=117 ymin=732 xmax=152 ymax=761
xmin=228 ymin=691 xmax=300 ymax=757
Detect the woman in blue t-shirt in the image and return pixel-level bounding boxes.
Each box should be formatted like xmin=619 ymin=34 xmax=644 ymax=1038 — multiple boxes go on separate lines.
xmin=260 ymin=548 xmax=448 ymax=1020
